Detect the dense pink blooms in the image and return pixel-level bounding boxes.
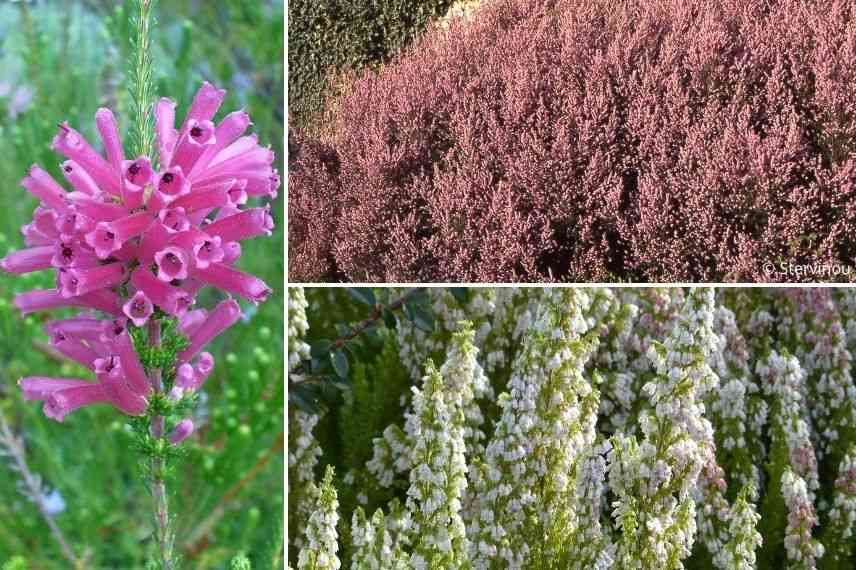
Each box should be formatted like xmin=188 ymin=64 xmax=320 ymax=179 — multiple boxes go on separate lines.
xmin=4 ymin=83 xmax=277 ymax=423
xmin=19 ymin=317 xmax=149 ymax=421
xmin=288 ymin=0 xmax=856 ymax=282
xmin=2 ymin=82 xmax=277 ymax=314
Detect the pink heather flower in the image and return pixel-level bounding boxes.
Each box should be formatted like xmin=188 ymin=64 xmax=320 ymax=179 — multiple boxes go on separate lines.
xmin=19 ymin=319 xmax=151 ymax=422
xmin=123 ymin=291 xmax=154 ymax=327
xmin=176 ymin=352 xmax=215 ymax=392
xmin=168 ymin=419 xmax=194 ymax=444
xmin=179 ymin=299 xmax=241 ymax=362
xmin=0 ymin=82 xmax=276 ymax=320
xmin=3 ymin=82 xmax=274 ymax=424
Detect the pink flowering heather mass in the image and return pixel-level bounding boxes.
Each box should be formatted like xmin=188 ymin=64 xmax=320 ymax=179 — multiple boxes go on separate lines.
xmin=289 ymin=0 xmax=856 ymax=283
xmin=1 ymin=82 xmax=277 ymax=421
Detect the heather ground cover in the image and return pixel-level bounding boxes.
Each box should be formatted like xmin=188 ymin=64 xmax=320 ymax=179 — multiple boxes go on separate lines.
xmin=288 ymin=0 xmax=856 ymax=283
xmin=288 ymin=286 xmax=856 ymax=569
xmin=0 ymin=2 xmax=284 ymax=568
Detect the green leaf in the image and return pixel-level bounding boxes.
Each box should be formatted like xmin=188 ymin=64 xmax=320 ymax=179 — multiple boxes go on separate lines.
xmin=412 ymin=306 xmax=435 ymax=333
xmin=449 ymin=287 xmax=469 ymax=304
xmin=348 ymin=287 xmax=376 ymax=306
xmin=310 ymin=339 xmax=332 ymax=358
xmin=331 ymin=349 xmax=349 ymax=379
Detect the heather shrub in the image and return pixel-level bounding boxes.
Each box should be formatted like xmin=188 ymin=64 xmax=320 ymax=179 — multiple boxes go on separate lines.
xmin=287 ymin=0 xmax=453 ymax=128
xmin=288 ymin=286 xmax=856 ymax=569
xmin=288 ymin=0 xmax=856 ymax=283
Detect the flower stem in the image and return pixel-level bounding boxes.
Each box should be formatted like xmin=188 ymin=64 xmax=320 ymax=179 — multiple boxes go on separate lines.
xmin=128 ymin=0 xmax=158 ymax=160
xmin=148 ymin=318 xmax=175 ymax=569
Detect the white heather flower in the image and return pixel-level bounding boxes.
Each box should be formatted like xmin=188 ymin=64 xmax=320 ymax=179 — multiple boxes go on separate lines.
xmin=405 ymin=362 xmax=470 ymax=568
xmin=608 ymin=288 xmax=719 ymax=569
xmin=713 ymin=483 xmax=762 ymax=570
xmin=781 ymin=469 xmax=824 ymax=569
xmin=469 ymin=288 xmax=598 ymax=568
xmin=756 ymin=351 xmax=820 ymax=499
xmin=297 ymin=465 xmax=341 ymax=570
xmin=823 ymin=446 xmax=856 ymax=565
xmin=351 ymin=507 xmax=409 ymax=570
xmin=288 ymin=287 xmax=311 ymax=374
xmin=779 ymin=289 xmax=856 ymax=461
xmin=289 ymin=409 xmax=323 ymax=552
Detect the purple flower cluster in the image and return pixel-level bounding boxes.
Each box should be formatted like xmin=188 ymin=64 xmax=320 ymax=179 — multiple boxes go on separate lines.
xmin=2 ymin=83 xmax=276 ymax=422
xmin=289 ymin=0 xmax=856 ymax=282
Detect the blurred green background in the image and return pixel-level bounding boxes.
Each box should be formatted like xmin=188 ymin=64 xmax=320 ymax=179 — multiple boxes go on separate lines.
xmin=0 ymin=1 xmax=284 ymax=568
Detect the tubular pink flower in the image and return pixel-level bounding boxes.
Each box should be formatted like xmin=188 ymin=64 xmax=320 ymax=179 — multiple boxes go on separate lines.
xmin=226 ymin=179 xmax=249 ymax=205
xmin=194 ymin=352 xmax=214 ymax=387
xmin=121 ymin=156 xmax=154 ymax=209
xmin=170 ymin=185 xmax=230 ymax=213
xmin=171 ymin=119 xmax=216 ymax=172
xmin=45 ymin=317 xmax=108 ymax=344
xmin=177 ymin=352 xmax=214 ymax=391
xmin=178 ymin=308 xmax=208 ymax=336
xmin=14 ymin=288 xmax=122 ymax=316
xmin=123 ymin=290 xmax=154 ymax=326
xmin=86 ymin=212 xmax=153 ymax=259
xmin=168 ymin=419 xmax=194 ymax=444
xmin=71 ymin=196 xmax=126 ymax=222
xmin=51 ymin=239 xmax=98 ymax=268
xmin=22 ymin=224 xmax=53 ymax=247
xmin=77 ymin=289 xmax=123 ymax=315
xmin=192 ymin=263 xmax=270 ymax=303
xmin=176 ymin=363 xmax=195 ymax=390
xmin=58 ymin=262 xmax=125 ymax=298
xmin=222 ymin=241 xmax=241 ymax=264
xmin=196 ymin=147 xmax=275 ymax=186
xmin=55 ymin=211 xmax=93 ymax=239
xmin=192 ymin=235 xmax=224 ymax=269
xmin=0 ymin=246 xmax=53 ymax=274
xmin=114 ymin=330 xmax=152 ymax=396
xmin=22 ymin=165 xmax=70 ymax=212
xmin=130 ymin=267 xmax=193 ymax=316
xmin=95 ymin=108 xmax=124 ymax=171
xmin=138 ymin=222 xmax=173 ymax=262
xmin=95 ymin=357 xmax=147 ymax=416
xmin=155 ymin=166 xmax=190 ymax=201
xmin=243 ymin=170 xmax=279 ymax=198
xmin=32 ymin=207 xmax=59 ymax=235
xmin=156 ymin=97 xmax=178 ymax=166
xmin=61 ymin=160 xmax=100 ymax=196
xmin=44 ymin=383 xmax=110 ymax=422
xmin=179 ymin=82 xmax=226 ymax=137
xmin=179 ymin=298 xmax=241 ymax=361
xmin=19 ymin=377 xmax=93 ymax=401
xmin=53 ymin=336 xmax=100 ymax=369
xmin=203 ymin=207 xmax=274 ymax=242
xmin=158 ymin=208 xmax=191 ymax=234
xmin=154 ymin=246 xmax=190 ymax=281
xmin=188 ymin=110 xmax=251 ymax=177
xmin=51 ymin=122 xmax=120 ymax=195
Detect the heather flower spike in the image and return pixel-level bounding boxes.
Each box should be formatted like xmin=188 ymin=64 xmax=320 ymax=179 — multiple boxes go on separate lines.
xmin=2 ymin=3 xmax=276 ymax=567
xmin=1 ymin=80 xmax=276 ymax=419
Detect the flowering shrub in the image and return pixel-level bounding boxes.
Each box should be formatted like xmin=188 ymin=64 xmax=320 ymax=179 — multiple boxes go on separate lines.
xmin=288 ymin=286 xmax=856 ymax=569
xmin=288 ymin=0 xmax=453 ymax=127
xmin=288 ymin=0 xmax=856 ymax=282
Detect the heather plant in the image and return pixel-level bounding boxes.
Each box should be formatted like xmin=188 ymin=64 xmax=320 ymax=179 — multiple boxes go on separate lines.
xmin=287 ymin=0 xmax=453 ymax=129
xmin=288 ymin=0 xmax=856 ymax=283
xmin=0 ymin=1 xmax=284 ymax=568
xmin=288 ymin=286 xmax=856 ymax=569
